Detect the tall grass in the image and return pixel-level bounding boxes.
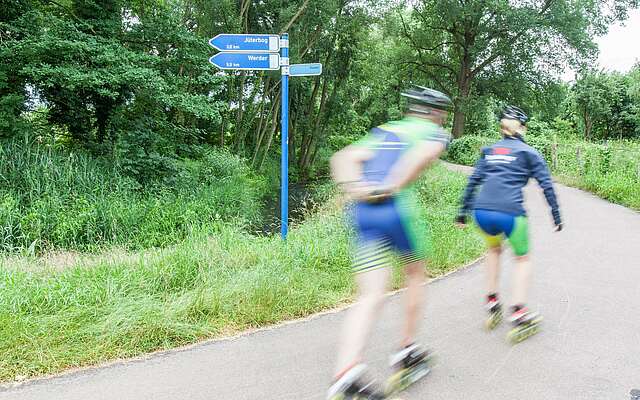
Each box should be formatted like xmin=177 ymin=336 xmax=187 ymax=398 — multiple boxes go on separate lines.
xmin=0 ymin=163 xmax=484 ymax=382
xmin=0 ymin=136 xmax=267 ymax=254
xmin=445 ymin=134 xmax=640 ymax=210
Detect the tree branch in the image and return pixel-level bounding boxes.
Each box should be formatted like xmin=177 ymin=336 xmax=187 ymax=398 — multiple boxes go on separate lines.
xmin=418 ymin=41 xmax=457 ymax=53
xmin=398 ymin=61 xmax=453 ymax=96
xmin=398 ymin=12 xmax=457 ymax=75
xmin=281 ymin=0 xmax=311 ymax=33
xmin=470 ymin=0 xmax=557 ymax=78
xmin=299 ymin=24 xmax=323 ymax=59
xmin=43 ymin=0 xmax=97 ymax=34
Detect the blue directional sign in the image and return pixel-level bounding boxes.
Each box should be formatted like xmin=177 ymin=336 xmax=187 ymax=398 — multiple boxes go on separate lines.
xmin=206 ymin=31 xmax=323 ymax=239
xmin=209 ymin=34 xmax=280 ymax=53
xmin=290 ymin=63 xmax=323 ymax=77
xmin=209 ymin=53 xmax=280 ymax=71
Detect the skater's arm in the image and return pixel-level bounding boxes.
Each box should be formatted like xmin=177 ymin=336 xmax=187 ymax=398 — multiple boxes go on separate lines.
xmin=529 ymin=152 xmax=562 ymax=230
xmin=330 ymin=144 xmax=374 ymax=200
xmin=458 ymin=152 xmax=488 ymax=221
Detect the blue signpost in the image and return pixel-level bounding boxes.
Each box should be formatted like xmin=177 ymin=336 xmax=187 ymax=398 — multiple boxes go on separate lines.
xmin=209 ymin=53 xmax=280 ymax=70
xmin=280 ymin=34 xmax=290 ymax=239
xmin=208 ymin=33 xmax=321 ymax=240
xmin=289 ymin=63 xmax=322 ymax=77
xmin=209 ymin=34 xmax=280 ymax=52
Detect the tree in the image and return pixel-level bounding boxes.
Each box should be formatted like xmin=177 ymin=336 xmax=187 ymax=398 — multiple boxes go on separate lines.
xmin=0 ymin=0 xmax=226 ymax=182
xmin=573 ymin=72 xmax=611 ymax=139
xmin=393 ymin=0 xmax=639 ymax=137
xmin=572 ymin=70 xmax=639 ymax=139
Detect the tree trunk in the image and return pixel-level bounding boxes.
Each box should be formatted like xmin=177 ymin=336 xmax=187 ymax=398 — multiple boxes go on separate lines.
xmin=95 ymin=100 xmax=110 ymax=145
xmin=258 ymin=107 xmax=280 ymax=170
xmin=234 ymin=72 xmax=246 ymax=148
xmin=297 ymin=77 xmax=321 ymax=167
xmin=252 ymin=92 xmax=279 ymax=167
xmin=250 ymin=99 xmax=266 ymax=151
xmin=583 ymin=110 xmax=592 ymax=140
xmin=289 ymin=107 xmax=296 ymax=166
xmin=220 ymin=115 xmax=225 ymax=147
xmin=235 ymin=73 xmax=264 ymax=152
xmin=452 ymin=57 xmax=472 ymax=138
xmin=300 ymin=76 xmax=330 ymax=176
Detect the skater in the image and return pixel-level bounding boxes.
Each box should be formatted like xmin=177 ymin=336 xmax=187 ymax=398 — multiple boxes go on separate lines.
xmin=456 ymin=105 xmax=563 ymax=343
xmin=327 ymin=86 xmax=452 ymax=399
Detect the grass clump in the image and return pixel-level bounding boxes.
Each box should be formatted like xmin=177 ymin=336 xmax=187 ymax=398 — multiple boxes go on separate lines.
xmin=0 ymin=163 xmax=483 ymax=382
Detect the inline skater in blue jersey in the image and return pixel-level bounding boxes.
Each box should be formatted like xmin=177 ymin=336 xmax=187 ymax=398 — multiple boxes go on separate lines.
xmin=327 ymin=86 xmax=452 ymax=399
xmin=456 ymin=105 xmax=563 ymax=343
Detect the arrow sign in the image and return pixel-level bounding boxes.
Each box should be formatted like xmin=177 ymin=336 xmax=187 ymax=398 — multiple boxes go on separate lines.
xmin=209 ymin=53 xmax=280 ymax=71
xmin=289 ymin=63 xmax=323 ymax=77
xmin=209 ymin=34 xmax=280 ymax=53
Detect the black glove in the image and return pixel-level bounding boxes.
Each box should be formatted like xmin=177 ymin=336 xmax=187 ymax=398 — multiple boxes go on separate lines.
xmin=552 ymin=209 xmax=562 ymax=231
xmin=455 ymin=213 xmax=467 ymax=225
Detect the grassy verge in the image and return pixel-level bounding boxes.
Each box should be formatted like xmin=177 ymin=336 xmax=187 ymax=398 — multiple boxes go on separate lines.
xmin=0 ymin=163 xmax=484 ymax=383
xmin=445 ymin=135 xmax=640 ymax=210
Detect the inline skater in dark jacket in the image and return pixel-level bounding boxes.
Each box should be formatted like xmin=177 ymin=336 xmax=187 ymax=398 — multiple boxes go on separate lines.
xmin=456 ymin=105 xmax=563 ymax=343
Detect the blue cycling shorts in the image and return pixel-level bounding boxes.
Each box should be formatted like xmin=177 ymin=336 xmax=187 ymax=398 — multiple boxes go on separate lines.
xmin=473 ymin=209 xmax=529 ymax=256
xmin=350 ymin=193 xmax=431 ymax=273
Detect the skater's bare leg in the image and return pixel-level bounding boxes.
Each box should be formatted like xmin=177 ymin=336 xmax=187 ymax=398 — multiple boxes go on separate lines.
xmin=402 ymin=260 xmax=426 ymax=347
xmin=334 ymin=266 xmax=390 ymax=377
xmin=512 ymin=255 xmax=531 ymax=305
xmin=486 ymin=245 xmax=502 ymax=295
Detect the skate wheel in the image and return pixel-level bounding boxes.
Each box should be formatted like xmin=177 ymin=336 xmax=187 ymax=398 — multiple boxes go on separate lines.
xmin=385 ymin=370 xmax=406 ymax=396
xmin=507 ymin=319 xmax=542 ymax=344
xmin=485 ymin=310 xmax=503 ymax=330
xmin=385 ymin=369 xmax=414 ymax=395
xmin=385 ymin=361 xmax=431 ymax=396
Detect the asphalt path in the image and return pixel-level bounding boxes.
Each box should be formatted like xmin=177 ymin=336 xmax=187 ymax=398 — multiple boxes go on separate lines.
xmin=2 ymin=166 xmax=639 ymax=400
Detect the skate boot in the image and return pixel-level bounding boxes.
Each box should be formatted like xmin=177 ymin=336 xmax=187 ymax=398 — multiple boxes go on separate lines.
xmin=327 ymin=364 xmax=386 ymax=400
xmin=507 ymin=306 xmax=542 ymax=343
xmin=485 ymin=294 xmax=503 ymax=330
xmin=385 ymin=343 xmax=433 ymax=396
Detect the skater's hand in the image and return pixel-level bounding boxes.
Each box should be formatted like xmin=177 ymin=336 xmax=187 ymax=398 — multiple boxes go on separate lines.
xmin=342 ymin=181 xmax=394 ymax=203
xmin=340 ymin=181 xmax=373 ymax=202
xmin=455 ymin=214 xmax=467 ymax=228
xmin=362 ymin=184 xmax=396 ymax=203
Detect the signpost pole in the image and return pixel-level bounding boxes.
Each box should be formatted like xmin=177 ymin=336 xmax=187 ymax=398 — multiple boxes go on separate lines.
xmin=208 ymin=32 xmax=320 ymax=240
xmin=280 ymin=33 xmax=289 ymax=240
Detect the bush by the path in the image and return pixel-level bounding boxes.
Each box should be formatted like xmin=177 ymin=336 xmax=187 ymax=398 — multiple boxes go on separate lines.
xmin=0 ymin=163 xmax=484 ymax=382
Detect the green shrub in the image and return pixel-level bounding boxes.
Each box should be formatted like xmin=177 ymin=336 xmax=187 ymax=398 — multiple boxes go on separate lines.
xmin=445 ymin=135 xmax=493 ymax=166
xmin=0 ymin=136 xmax=267 ymax=253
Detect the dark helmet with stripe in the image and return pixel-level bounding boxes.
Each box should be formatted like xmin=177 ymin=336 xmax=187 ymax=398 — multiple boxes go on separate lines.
xmin=401 ymin=85 xmax=452 ymax=113
xmin=500 ymin=105 xmax=528 ymax=125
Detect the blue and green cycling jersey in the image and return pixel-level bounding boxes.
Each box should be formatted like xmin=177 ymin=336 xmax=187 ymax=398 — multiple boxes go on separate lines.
xmin=354 ymin=116 xmax=450 ymax=189
xmin=349 ymin=116 xmax=451 ymax=273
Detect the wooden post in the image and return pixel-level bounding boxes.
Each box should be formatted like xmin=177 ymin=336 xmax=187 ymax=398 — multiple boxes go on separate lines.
xmin=576 ymin=147 xmax=584 ymax=175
